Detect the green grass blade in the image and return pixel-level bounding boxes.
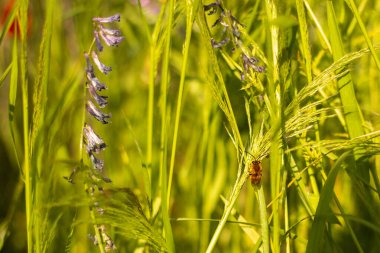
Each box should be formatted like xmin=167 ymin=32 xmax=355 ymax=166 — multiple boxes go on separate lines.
xmin=167 ymin=0 xmax=198 ymax=206
xmin=265 ymin=0 xmax=281 ymax=252
xmin=159 ymin=0 xmax=176 ymax=251
xmin=345 ymin=0 xmax=380 ymax=71
xmin=305 ymin=151 xmax=351 ymax=253
xmin=303 ymin=0 xmax=331 ymax=53
xmin=257 ymin=187 xmax=269 ymax=253
xmin=0 ymin=63 xmax=12 ymax=88
xmin=327 ymin=1 xmax=367 ymax=179
xmin=0 ymin=1 xmax=19 ymax=44
xmin=296 ymin=0 xmax=312 ymax=83
xmin=327 ymin=2 xmax=364 ymax=139
xmin=31 ymin=0 xmax=55 ymax=156
xmin=8 ymin=36 xmax=20 ymax=170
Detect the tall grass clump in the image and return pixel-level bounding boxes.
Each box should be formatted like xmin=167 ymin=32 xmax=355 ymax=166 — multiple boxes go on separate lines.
xmin=1 ymin=0 xmax=380 ymax=252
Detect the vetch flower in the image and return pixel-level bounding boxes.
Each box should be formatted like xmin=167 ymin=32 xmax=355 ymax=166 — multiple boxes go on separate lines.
xmin=88 ymin=83 xmax=108 ymax=108
xmin=99 ymin=225 xmax=117 ymax=252
xmin=88 ymin=151 xmax=104 ymax=171
xmin=87 ymin=71 xmax=107 ymax=91
xmin=83 ymin=123 xmax=106 ymax=153
xmin=84 ymin=53 xmax=94 ymax=74
xmin=99 ymin=31 xmax=125 ymax=47
xmin=86 ymin=100 xmax=111 ymax=124
xmin=99 ymin=24 xmax=122 ymax=36
xmin=92 ymin=14 xmax=121 ymax=23
xmin=94 ymin=30 xmax=104 ymax=52
xmin=242 ymin=53 xmax=266 ymax=73
xmin=211 ymin=37 xmax=229 ymax=48
xmin=91 ymin=51 xmax=112 ymax=75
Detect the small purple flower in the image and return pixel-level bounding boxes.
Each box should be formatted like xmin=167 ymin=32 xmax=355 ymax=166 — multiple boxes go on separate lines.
xmin=211 ymin=37 xmax=230 ymax=48
xmin=86 ymin=100 xmax=111 ymax=124
xmin=83 ymin=123 xmax=106 ymax=153
xmin=91 ymin=51 xmax=112 ymax=75
xmin=242 ymin=53 xmax=266 ymax=74
xmin=89 ymin=152 xmax=104 ymax=171
xmin=84 ymin=53 xmax=94 ymax=74
xmin=99 ymin=31 xmax=125 ymax=47
xmin=93 ymin=14 xmax=121 ymax=23
xmin=87 ymin=72 xmax=107 ymax=91
xmin=88 ymin=84 xmax=108 ymax=108
xmin=94 ymin=30 xmax=104 ymax=52
xmin=99 ymin=24 xmax=122 ymax=36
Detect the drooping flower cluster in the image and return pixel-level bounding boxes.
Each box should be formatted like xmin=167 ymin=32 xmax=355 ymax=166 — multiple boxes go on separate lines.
xmin=82 ymin=14 xmax=124 ymax=252
xmin=204 ymin=1 xmax=265 ymax=81
xmin=84 ymin=14 xmax=124 ymax=176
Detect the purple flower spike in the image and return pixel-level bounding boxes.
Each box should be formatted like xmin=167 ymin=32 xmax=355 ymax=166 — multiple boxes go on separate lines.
xmin=86 ymin=100 xmax=111 ymax=124
xmin=87 ymin=72 xmax=107 ymax=91
xmin=91 ymin=51 xmax=112 ymax=75
xmin=88 ymin=84 xmax=108 ymax=108
xmin=92 ymin=14 xmax=121 ymax=23
xmin=99 ymin=31 xmax=125 ymax=47
xmin=94 ymin=31 xmax=103 ymax=52
xmin=83 ymin=123 xmax=106 ymax=153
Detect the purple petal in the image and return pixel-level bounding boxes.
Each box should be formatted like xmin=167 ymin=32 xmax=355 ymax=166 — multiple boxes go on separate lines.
xmin=211 ymin=37 xmax=229 ymax=48
xmin=88 ymin=152 xmax=104 ymax=171
xmin=87 ymin=72 xmax=107 ymax=91
xmin=91 ymin=51 xmax=112 ymax=75
xmin=92 ymin=14 xmax=121 ymax=23
xmin=88 ymin=84 xmax=108 ymax=108
xmin=99 ymin=31 xmax=125 ymax=47
xmin=99 ymin=24 xmax=122 ymax=36
xmin=83 ymin=123 xmax=106 ymax=153
xmin=86 ymin=100 xmax=111 ymax=124
xmin=94 ymin=30 xmax=103 ymax=52
xmin=84 ymin=53 xmax=94 ymax=74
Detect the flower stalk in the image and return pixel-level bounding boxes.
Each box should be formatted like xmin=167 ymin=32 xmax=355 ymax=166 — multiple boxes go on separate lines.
xmin=66 ymin=13 xmax=124 ymax=252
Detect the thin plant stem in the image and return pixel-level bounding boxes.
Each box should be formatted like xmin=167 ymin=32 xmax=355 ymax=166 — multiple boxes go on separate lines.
xmin=265 ymin=0 xmax=281 ymax=252
xmin=159 ymin=0 xmax=176 ymax=251
xmin=257 ymin=187 xmax=269 ymax=253
xmin=18 ymin=0 xmax=31 ymax=250
xmin=137 ymin=0 xmax=154 ymax=204
xmin=303 ymin=0 xmax=332 ymax=53
xmin=167 ymin=0 xmax=197 ymax=206
xmin=345 ymin=0 xmax=380 ymax=71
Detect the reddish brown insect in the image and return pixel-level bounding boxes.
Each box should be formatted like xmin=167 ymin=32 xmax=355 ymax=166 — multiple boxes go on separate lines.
xmin=249 ymin=160 xmax=262 ymax=186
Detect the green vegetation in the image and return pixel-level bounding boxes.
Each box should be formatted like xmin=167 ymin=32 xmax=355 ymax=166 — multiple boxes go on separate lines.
xmin=1 ymin=0 xmax=380 ymax=252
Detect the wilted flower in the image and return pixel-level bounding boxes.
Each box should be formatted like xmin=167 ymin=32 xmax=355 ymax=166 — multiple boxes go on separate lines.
xmin=94 ymin=30 xmax=104 ymax=52
xmin=92 ymin=14 xmax=121 ymax=23
xmin=88 ymin=151 xmax=104 ymax=171
xmin=91 ymin=51 xmax=112 ymax=75
xmin=241 ymin=53 xmax=266 ymax=75
xmin=87 ymin=72 xmax=107 ymax=91
xmin=204 ymin=2 xmax=265 ymax=82
xmin=88 ymin=84 xmax=108 ymax=108
xmin=83 ymin=123 xmax=106 ymax=153
xmin=99 ymin=31 xmax=125 ymax=47
xmin=88 ymin=234 xmax=99 ymax=245
xmin=99 ymin=24 xmax=122 ymax=36
xmin=86 ymin=100 xmax=111 ymax=124
xmin=211 ymin=37 xmax=229 ymax=48
xmin=99 ymin=225 xmax=117 ymax=252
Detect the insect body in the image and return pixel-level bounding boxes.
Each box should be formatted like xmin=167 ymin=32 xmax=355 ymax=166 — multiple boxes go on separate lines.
xmin=249 ymin=160 xmax=262 ymax=186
